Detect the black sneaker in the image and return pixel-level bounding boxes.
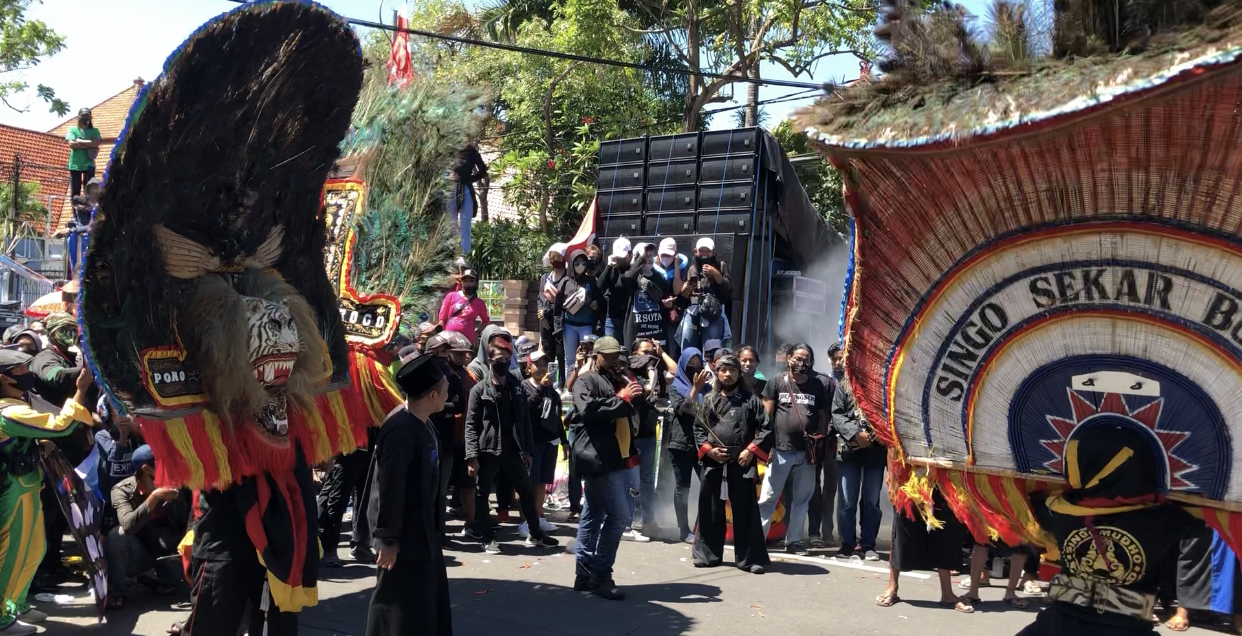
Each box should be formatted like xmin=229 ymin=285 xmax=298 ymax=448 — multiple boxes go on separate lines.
xmin=592 ymin=579 xmax=626 ymax=601
xmin=527 ymin=534 xmax=560 ymax=548
xmin=786 ymin=541 xmax=809 ymax=556
xmin=462 ymin=525 xmax=484 ymax=541
xmin=573 ymin=575 xmax=593 ymax=592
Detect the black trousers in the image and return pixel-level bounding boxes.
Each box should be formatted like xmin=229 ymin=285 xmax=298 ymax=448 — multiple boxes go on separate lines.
xmin=475 ymin=451 xmax=542 ymax=540
xmin=807 ymin=441 xmax=838 ymax=538
xmin=185 ymin=553 xmax=299 ymax=636
xmin=366 ymin=552 xmax=452 ymax=636
xmin=39 ymin=485 xmax=67 ymax=573
xmin=693 ymin=463 xmax=768 ymax=569
xmin=1015 ymin=605 xmax=1150 ymax=636
xmin=316 ymin=448 xmax=372 ymax=553
xmin=69 ymin=167 xmax=95 ymax=197
xmin=668 ymin=448 xmax=697 ymax=538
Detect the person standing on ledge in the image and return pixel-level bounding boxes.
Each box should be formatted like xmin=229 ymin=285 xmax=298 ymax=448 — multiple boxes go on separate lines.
xmin=365 ymin=355 xmax=452 ymax=636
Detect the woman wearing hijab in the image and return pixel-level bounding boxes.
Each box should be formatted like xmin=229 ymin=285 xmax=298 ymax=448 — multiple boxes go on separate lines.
xmin=666 ymin=347 xmax=704 ymax=543
xmin=558 ymin=249 xmax=601 ymax=379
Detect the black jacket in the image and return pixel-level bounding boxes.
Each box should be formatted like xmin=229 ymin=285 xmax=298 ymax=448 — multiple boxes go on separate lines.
xmin=831 ymin=376 xmax=885 ymax=467
xmin=694 ymin=388 xmax=772 ymax=480
xmin=569 ymin=370 xmax=640 ymax=475
xmin=465 ymin=372 xmax=533 ymax=459
xmin=666 ymin=391 xmax=698 ymax=453
xmin=429 ymin=358 xmax=463 ymax=452
xmin=524 ymin=379 xmax=568 ymax=446
xmin=597 ymin=260 xmax=633 ymax=323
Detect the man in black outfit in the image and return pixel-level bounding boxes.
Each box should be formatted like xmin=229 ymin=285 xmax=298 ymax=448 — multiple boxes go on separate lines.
xmin=316 ymin=436 xmax=375 ymax=566
xmin=691 ymin=354 xmax=772 ymax=573
xmin=425 ymin=332 xmax=466 ymax=546
xmin=464 ymin=337 xmax=559 ymax=554
xmin=365 ymin=355 xmax=452 ymax=636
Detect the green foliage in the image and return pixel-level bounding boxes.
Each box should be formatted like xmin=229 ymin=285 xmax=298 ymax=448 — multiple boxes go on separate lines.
xmin=0 ymin=179 xmax=48 ymax=246
xmin=342 ymin=60 xmax=489 ymax=320
xmin=0 ymin=1 xmax=66 ymax=115
xmin=771 ymin=120 xmax=847 ymax=237
xmin=469 ymin=219 xmax=549 ymax=281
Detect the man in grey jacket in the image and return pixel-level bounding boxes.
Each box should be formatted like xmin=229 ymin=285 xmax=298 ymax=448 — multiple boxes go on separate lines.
xmin=106 ymin=445 xmax=189 ymax=605
xmin=829 ymin=343 xmax=886 ymax=562
xmin=465 ymin=336 xmax=559 ymax=554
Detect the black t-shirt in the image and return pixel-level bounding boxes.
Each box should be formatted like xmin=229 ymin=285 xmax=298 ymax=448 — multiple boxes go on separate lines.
xmin=762 ymin=374 xmax=829 ymax=452
xmin=1032 ymin=494 xmax=1202 ymax=629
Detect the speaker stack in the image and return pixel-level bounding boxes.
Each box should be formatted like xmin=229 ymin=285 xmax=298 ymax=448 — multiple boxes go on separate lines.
xmin=595 ymin=127 xmax=777 ymax=347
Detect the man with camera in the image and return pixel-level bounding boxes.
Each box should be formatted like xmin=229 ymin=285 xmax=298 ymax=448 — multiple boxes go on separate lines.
xmin=676 ymin=238 xmax=732 ymax=352
xmin=569 ymin=336 xmax=643 ymax=601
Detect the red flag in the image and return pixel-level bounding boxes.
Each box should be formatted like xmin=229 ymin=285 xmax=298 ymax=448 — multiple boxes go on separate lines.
xmin=387 ymin=13 xmax=413 ymax=87
xmin=564 ymin=197 xmax=597 ymax=261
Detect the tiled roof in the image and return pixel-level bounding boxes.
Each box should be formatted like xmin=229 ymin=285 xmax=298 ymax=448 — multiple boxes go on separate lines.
xmin=0 ymin=124 xmax=72 ymax=233
xmin=44 ymin=79 xmax=145 ymax=231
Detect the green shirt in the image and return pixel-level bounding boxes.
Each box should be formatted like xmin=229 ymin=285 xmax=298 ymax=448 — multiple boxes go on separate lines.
xmin=66 ymin=126 xmax=103 ymax=170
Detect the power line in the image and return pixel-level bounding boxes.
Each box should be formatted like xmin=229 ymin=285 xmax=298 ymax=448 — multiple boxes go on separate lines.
xmin=221 ymin=0 xmax=836 ymax=91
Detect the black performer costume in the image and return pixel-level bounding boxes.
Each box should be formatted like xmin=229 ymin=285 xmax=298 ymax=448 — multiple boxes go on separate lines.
xmin=692 ymin=355 xmax=773 ymax=570
xmin=364 ymin=356 xmax=452 ymax=636
xmin=1020 ymin=424 xmax=1202 ymax=636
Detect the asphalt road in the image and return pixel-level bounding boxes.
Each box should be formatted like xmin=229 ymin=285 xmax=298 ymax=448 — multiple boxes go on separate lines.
xmin=31 ymin=510 xmax=1232 ymax=636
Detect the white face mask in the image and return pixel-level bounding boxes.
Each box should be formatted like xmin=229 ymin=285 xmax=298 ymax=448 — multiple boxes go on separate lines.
xmin=659 ymin=255 xmax=673 ymax=267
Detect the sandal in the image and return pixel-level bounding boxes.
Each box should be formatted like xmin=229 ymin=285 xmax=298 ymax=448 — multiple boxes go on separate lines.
xmin=875 ymin=593 xmax=899 ymax=607
xmin=942 ymin=598 xmax=976 ymax=614
xmin=1022 ymin=580 xmax=1044 ymax=595
xmin=1005 ymin=597 xmax=1029 ymax=609
xmin=1164 ymin=616 xmax=1190 ymax=632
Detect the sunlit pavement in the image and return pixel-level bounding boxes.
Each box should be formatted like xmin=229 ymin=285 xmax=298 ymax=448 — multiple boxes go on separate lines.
xmin=38 ymin=511 xmax=1224 ymax=636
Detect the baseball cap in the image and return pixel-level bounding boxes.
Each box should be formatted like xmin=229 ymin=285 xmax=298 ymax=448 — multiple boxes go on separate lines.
xmin=594 ymin=336 xmax=623 ymax=355
xmin=611 ymin=237 xmax=632 ymax=258
xmin=131 ymin=445 xmax=156 ymax=471
xmin=78 ymin=107 xmax=92 ymax=117
xmin=658 ymin=237 xmax=677 ymax=256
xmin=444 ymin=331 xmax=473 ymax=352
xmin=528 ymin=350 xmax=547 ymax=363
xmin=695 ymin=237 xmax=715 ymax=251
xmin=703 ymin=338 xmax=723 ymax=355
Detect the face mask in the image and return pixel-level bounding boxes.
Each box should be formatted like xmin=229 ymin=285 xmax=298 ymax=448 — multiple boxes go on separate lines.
xmin=462 ymin=284 xmax=478 ymax=296
xmin=789 ymin=359 xmax=810 ymax=375
xmin=7 ymin=373 xmax=35 ymax=392
xmin=685 ymin=366 xmax=702 ymax=378
xmin=574 ymin=263 xmax=586 ymax=274
xmin=586 ymin=259 xmax=599 ymax=269
xmin=552 ymin=260 xmax=564 ymax=270
xmin=491 ymin=359 xmax=509 ymax=375
xmin=50 ymin=329 xmax=76 ymax=352
xmin=659 ymin=255 xmax=673 ymax=267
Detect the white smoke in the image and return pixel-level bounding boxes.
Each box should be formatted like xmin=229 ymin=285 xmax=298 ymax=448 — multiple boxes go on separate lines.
xmin=772 ymin=242 xmax=851 ymax=371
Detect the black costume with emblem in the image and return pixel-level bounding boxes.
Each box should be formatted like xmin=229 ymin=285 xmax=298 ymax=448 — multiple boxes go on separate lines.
xmin=364 ymin=356 xmax=452 ymax=636
xmin=1020 ymin=425 xmax=1202 ymax=636
xmin=691 ymin=363 xmax=773 ymax=570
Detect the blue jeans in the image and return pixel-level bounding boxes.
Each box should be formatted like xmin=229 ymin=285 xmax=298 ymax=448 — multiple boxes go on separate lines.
xmin=576 ymin=470 xmax=633 ymax=582
xmin=627 ymin=436 xmax=658 ymax=529
xmin=675 ymin=304 xmax=729 ymax=352
xmin=604 ymin=316 xmax=619 ymax=338
xmin=562 ymin=323 xmax=594 ymax=376
xmin=837 ymin=461 xmax=885 ymax=552
xmin=757 ymin=449 xmax=815 ymax=544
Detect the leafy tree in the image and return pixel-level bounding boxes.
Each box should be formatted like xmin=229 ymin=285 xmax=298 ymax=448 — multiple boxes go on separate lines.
xmin=0 ymin=179 xmax=49 ymax=246
xmin=619 ymin=0 xmax=878 ymax=130
xmin=771 ymin=119 xmax=846 ymax=236
xmin=0 ymin=1 xmax=67 ymax=115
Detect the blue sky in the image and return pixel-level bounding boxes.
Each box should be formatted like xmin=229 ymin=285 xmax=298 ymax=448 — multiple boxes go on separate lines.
xmin=1 ymin=0 xmax=993 ymax=133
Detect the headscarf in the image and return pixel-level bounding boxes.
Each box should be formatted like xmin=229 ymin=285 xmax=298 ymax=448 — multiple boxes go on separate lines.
xmin=672 ymin=347 xmax=703 ymax=402
xmin=45 ymin=313 xmax=77 ymax=352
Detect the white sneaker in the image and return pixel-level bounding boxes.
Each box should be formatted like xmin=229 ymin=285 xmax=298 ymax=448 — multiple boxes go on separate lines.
xmin=483 ymin=540 xmax=502 ymax=554
xmin=0 ymin=621 xmax=37 ymax=635
xmin=17 ymin=609 xmax=45 ymax=624
xmin=864 ymin=550 xmax=881 ymax=562
xmin=518 ymin=522 xmax=530 ymax=538
xmin=683 ymin=533 xmax=695 ymax=544
xmin=628 ymin=529 xmax=651 ymax=543
xmin=538 ymin=517 xmax=557 ymax=533
xmin=849 ymin=554 xmax=863 ymax=563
